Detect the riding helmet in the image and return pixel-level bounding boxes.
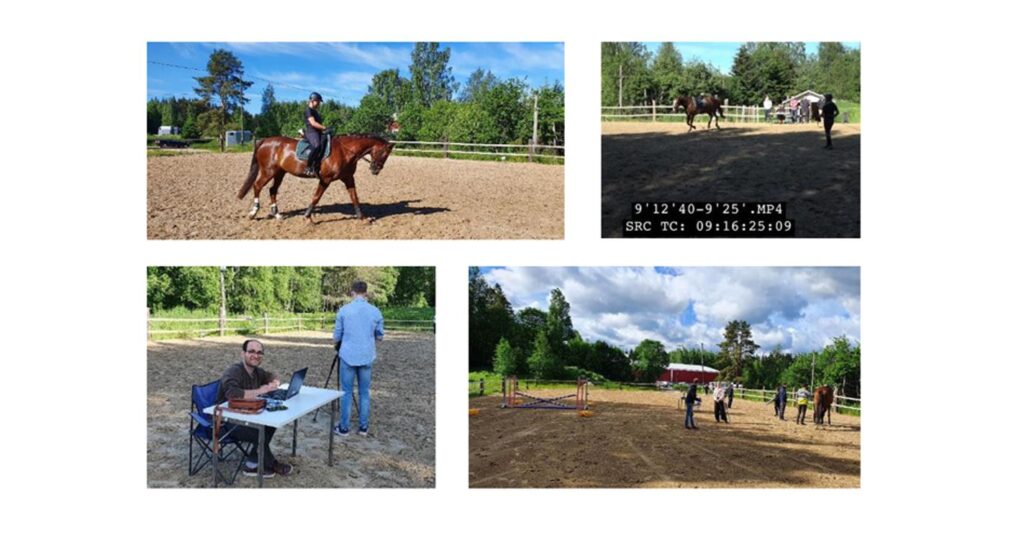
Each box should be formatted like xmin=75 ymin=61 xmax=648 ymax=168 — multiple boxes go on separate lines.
xmin=309 ymin=92 xmax=323 ymax=102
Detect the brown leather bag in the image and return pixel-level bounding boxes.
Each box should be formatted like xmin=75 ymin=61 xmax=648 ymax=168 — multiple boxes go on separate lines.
xmin=227 ymin=398 xmax=266 ymax=414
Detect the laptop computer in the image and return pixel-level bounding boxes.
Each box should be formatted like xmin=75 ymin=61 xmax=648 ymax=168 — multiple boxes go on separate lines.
xmin=259 ymin=368 xmax=308 ymax=401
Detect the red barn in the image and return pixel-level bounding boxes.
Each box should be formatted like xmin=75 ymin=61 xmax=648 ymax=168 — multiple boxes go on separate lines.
xmin=657 ymin=363 xmax=719 ymax=385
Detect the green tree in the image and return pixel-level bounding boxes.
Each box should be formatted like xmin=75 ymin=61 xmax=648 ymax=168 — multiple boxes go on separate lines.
xmin=322 ymin=267 xmax=399 ymax=310
xmin=729 ymin=42 xmax=801 ymax=105
xmin=392 ymin=267 xmax=435 ymax=307
xmin=527 ymin=330 xmax=561 ymax=379
xmin=459 ymin=68 xmax=498 ymax=103
xmin=193 ymin=49 xmax=253 ymax=151
xmin=601 ymin=42 xmax=652 ymax=106
xmin=291 ymin=267 xmax=324 ymax=312
xmin=256 ymin=84 xmax=281 ymax=138
xmin=631 ymin=339 xmax=669 ymax=382
xmin=651 ymin=42 xmax=685 ymax=102
xmin=545 ymin=288 xmax=575 ymax=365
xmin=345 ymin=94 xmax=392 ymax=134
xmin=535 ymin=82 xmax=565 ymax=146
xmin=468 ymin=268 xmax=516 ymax=369
xmin=493 ymin=337 xmax=518 ymax=377
xmin=479 ymin=78 xmax=529 ymax=144
xmin=591 ymin=340 xmax=631 ymax=381
xmin=717 ymin=320 xmax=760 ymax=381
xmin=146 ymin=267 xmax=172 ymax=309
xmin=409 ymin=42 xmax=456 ymax=108
xmin=228 ymin=267 xmax=275 ymax=314
xmin=147 ymin=100 xmax=162 ymax=134
xmin=744 ymin=345 xmax=791 ymax=388
xmin=819 ymin=336 xmax=861 ymax=397
xmin=368 ymin=69 xmax=412 ymax=116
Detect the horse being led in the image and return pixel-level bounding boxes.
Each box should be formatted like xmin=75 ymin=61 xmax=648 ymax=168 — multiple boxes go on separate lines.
xmin=672 ymin=95 xmax=725 ymax=132
xmin=813 ymin=386 xmax=834 ymax=426
xmin=236 ymin=134 xmax=395 ymax=222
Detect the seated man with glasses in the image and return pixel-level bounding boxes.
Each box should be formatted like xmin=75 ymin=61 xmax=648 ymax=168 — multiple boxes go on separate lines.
xmin=216 ymin=339 xmax=294 ymax=477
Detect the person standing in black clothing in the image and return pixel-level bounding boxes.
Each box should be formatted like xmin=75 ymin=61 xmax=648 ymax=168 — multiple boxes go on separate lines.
xmin=726 ymin=383 xmax=734 ymax=409
xmin=304 ymin=92 xmax=329 ymax=177
xmin=684 ymin=379 xmax=700 ymax=430
xmin=777 ymin=384 xmax=788 ymax=420
xmin=821 ymin=93 xmax=840 ymax=149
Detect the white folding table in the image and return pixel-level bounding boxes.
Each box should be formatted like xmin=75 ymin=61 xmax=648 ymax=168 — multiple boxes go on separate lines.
xmin=204 ymin=385 xmax=342 ymax=488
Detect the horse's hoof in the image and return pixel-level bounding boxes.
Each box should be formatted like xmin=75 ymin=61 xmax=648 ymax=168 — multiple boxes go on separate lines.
xmin=362 ymin=217 xmax=374 ymax=225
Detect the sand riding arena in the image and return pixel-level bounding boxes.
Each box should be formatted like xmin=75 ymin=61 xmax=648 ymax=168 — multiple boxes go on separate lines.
xmin=147 ymin=331 xmax=435 ymax=488
xmin=470 ymin=387 xmax=860 ymax=488
xmin=602 ymin=122 xmax=860 ymax=237
xmin=148 ymin=154 xmax=563 ymax=239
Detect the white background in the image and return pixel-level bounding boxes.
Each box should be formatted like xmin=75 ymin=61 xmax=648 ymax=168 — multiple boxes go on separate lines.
xmin=2 ymin=0 xmax=1020 ymax=548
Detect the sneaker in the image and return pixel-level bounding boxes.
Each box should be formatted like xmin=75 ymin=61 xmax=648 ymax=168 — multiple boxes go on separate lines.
xmin=333 ymin=426 xmax=349 ymax=437
xmin=357 ymin=428 xmax=369 ymax=436
xmin=273 ymin=462 xmax=294 ymax=476
xmin=242 ymin=464 xmax=275 ymax=478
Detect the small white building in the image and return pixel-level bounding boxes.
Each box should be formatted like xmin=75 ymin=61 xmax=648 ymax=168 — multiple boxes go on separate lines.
xmin=224 ymin=130 xmax=253 ymax=146
xmin=157 ymin=125 xmax=181 ymax=135
xmin=784 ymin=90 xmax=825 ymax=105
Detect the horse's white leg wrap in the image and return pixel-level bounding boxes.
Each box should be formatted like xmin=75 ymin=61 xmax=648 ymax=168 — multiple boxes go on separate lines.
xmin=270 ymin=203 xmax=281 ymax=220
xmin=248 ymin=198 xmax=260 ymax=218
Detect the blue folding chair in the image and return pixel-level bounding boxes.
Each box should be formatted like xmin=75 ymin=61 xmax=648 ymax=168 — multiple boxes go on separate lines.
xmin=188 ymin=380 xmax=250 ymax=485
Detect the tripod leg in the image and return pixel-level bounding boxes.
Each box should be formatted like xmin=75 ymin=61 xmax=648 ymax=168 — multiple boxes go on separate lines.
xmin=313 ymin=354 xmax=339 ymax=423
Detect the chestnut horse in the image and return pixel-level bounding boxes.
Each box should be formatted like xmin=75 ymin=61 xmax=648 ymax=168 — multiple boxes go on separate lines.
xmin=672 ymin=95 xmax=725 ymax=132
xmin=813 ymin=385 xmax=834 ymax=426
xmin=236 ymin=134 xmax=395 ymax=222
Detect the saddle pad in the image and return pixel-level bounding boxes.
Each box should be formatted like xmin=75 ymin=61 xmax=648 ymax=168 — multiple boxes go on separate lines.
xmin=296 ymin=135 xmax=331 ymax=161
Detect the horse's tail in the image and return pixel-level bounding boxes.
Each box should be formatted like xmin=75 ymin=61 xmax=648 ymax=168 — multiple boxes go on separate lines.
xmin=236 ymin=139 xmax=263 ymax=200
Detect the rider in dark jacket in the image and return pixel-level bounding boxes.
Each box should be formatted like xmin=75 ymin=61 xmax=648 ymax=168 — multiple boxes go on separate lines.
xmin=304 ymin=92 xmax=329 ymax=176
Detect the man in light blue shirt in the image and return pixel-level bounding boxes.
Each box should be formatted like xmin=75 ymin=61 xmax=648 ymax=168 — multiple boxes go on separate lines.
xmin=332 ymin=281 xmax=384 ymax=436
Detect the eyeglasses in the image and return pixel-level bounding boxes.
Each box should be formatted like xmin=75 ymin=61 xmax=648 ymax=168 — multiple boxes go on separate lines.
xmin=245 ymin=350 xmax=265 ymax=356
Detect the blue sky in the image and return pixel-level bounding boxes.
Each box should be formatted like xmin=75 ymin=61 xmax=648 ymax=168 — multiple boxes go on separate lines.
xmin=147 ymin=42 xmax=564 ymax=107
xmin=640 ymin=42 xmax=861 ymax=74
xmin=477 ymin=267 xmax=860 ymax=355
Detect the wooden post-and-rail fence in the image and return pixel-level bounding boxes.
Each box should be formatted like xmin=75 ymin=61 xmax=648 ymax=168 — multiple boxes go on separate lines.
xmin=147 ymin=310 xmax=435 ymax=340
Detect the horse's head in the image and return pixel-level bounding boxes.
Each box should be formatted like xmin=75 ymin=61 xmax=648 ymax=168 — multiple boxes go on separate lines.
xmin=672 ymin=96 xmax=684 ymax=113
xmin=369 ymin=140 xmax=396 ymax=175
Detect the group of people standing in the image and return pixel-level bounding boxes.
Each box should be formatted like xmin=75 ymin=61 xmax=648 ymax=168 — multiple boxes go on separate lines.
xmin=683 ymin=380 xmax=818 ymax=431
xmin=683 ymin=380 xmax=735 ymax=430
xmin=762 ymin=93 xmax=842 ymax=149
xmin=771 ymin=384 xmax=812 ymax=424
xmin=215 ymin=281 xmax=384 ymax=478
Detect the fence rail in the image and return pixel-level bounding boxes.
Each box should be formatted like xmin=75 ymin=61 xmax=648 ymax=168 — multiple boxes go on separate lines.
xmin=602 ymin=103 xmax=769 ymax=123
xmin=147 ymin=312 xmax=434 ymax=339
xmin=467 ymin=377 xmax=860 ymax=413
xmin=390 ymin=140 xmax=565 ymax=161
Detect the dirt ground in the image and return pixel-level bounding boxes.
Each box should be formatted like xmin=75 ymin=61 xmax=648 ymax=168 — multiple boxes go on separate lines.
xmin=147 ymin=331 xmax=434 ymax=488
xmin=469 ymin=388 xmax=860 ymax=488
xmin=148 ymin=153 xmax=563 ymax=239
xmin=602 ymin=122 xmax=860 ymax=238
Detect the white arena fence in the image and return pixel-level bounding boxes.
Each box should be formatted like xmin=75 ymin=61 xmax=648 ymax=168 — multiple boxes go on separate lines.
xmin=391 ymin=140 xmax=564 ymax=162
xmin=148 ymin=313 xmax=434 ymax=339
xmin=602 ymin=103 xmax=771 ymax=124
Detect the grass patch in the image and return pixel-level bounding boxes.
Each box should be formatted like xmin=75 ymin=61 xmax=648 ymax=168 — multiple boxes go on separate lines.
xmin=836 ymin=101 xmax=861 ymax=124
xmin=469 ymin=371 xmax=505 ymax=396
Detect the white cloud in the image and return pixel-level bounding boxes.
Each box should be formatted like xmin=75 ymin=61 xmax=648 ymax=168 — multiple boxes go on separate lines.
xmin=328 ymin=43 xmax=409 ymax=71
xmin=483 ymin=267 xmax=860 ymax=354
